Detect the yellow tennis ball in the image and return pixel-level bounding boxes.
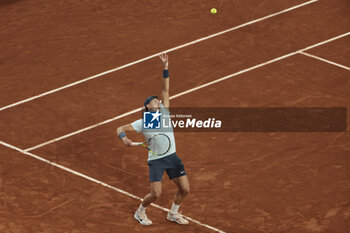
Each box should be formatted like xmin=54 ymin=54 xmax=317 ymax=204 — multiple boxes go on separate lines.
xmin=210 ymin=8 xmax=217 ymax=14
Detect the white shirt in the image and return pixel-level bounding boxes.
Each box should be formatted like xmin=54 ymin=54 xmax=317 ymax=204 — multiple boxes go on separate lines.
xmin=131 ymin=104 xmax=176 ymax=161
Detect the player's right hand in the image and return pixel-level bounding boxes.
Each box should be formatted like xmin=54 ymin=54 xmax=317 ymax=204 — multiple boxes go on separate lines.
xmin=159 ymin=52 xmax=169 ymax=69
xmin=122 ymin=137 xmax=133 ymax=147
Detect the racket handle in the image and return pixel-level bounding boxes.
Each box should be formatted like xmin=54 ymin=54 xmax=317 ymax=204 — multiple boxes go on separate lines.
xmin=131 ymin=142 xmax=143 ymax=146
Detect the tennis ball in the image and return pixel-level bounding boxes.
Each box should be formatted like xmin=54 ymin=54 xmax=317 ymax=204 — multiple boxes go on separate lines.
xmin=210 ymin=8 xmax=217 ymax=14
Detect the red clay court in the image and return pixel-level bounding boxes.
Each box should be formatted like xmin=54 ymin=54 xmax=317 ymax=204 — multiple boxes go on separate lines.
xmin=0 ymin=0 xmax=349 ymax=232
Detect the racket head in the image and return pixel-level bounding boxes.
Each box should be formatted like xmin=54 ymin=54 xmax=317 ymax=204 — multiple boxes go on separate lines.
xmin=147 ymin=133 xmax=171 ymax=156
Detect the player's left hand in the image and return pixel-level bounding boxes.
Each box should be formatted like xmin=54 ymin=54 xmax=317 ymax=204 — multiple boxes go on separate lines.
xmin=159 ymin=52 xmax=169 ymax=69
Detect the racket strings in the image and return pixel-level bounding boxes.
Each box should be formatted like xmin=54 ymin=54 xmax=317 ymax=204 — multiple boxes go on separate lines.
xmin=148 ymin=134 xmax=170 ymax=155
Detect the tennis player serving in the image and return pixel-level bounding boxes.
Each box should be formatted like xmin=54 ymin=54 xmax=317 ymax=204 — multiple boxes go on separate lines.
xmin=116 ymin=53 xmax=190 ymax=226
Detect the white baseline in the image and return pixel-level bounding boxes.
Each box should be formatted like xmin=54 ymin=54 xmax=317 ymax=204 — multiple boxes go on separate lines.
xmin=0 ymin=140 xmax=226 ymax=233
xmin=0 ymin=0 xmax=319 ymax=112
xmin=24 ymin=31 xmax=350 ymax=152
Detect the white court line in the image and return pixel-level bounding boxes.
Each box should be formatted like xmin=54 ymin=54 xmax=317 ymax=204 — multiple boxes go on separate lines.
xmin=24 ymin=31 xmax=350 ymax=152
xmin=24 ymin=107 xmax=144 ymax=152
xmin=299 ymin=51 xmax=350 ymax=70
xmin=0 ymin=0 xmax=319 ymax=112
xmin=0 ymin=140 xmax=226 ymax=233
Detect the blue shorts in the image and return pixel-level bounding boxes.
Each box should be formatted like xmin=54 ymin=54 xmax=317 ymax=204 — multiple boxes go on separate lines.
xmin=147 ymin=153 xmax=187 ymax=182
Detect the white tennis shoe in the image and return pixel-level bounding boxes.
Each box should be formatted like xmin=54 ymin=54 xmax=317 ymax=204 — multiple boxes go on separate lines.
xmin=167 ymin=211 xmax=189 ymax=225
xmin=134 ymin=209 xmax=152 ymax=226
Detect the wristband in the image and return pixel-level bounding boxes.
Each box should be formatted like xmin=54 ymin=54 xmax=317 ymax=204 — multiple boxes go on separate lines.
xmin=163 ymin=69 xmax=169 ymax=79
xmin=118 ymin=132 xmax=126 ymax=139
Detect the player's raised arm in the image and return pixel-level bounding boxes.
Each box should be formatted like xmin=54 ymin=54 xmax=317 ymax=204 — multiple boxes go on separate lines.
xmin=116 ymin=124 xmax=135 ymax=146
xmin=159 ymin=53 xmax=169 ymax=109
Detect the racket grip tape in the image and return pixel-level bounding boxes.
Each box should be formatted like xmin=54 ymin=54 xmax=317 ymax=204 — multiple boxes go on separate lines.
xmin=131 ymin=142 xmax=143 ymax=146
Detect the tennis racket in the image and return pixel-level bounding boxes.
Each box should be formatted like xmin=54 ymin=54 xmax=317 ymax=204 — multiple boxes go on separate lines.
xmin=132 ymin=133 xmax=171 ymax=156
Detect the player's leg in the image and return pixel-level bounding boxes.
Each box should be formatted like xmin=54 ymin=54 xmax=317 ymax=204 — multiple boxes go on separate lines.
xmin=135 ymin=165 xmax=164 ymax=226
xmin=142 ymin=181 xmax=162 ymax=207
xmin=171 ymin=175 xmax=190 ymax=205
xmin=166 ymin=155 xmax=190 ymax=225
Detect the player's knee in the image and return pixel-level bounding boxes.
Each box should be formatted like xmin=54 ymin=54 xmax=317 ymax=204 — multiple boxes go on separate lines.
xmin=152 ymin=190 xmax=162 ymax=199
xmin=181 ymin=186 xmax=190 ymax=196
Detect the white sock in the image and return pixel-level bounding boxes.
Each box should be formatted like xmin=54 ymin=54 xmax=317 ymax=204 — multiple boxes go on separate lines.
xmin=139 ymin=203 xmax=146 ymax=212
xmin=170 ymin=203 xmax=180 ymax=213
